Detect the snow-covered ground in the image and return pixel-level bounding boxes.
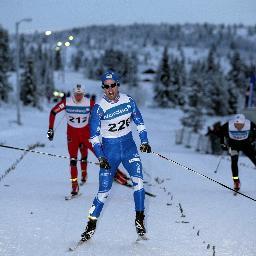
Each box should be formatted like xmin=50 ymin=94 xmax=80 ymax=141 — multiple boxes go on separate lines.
xmin=0 ymin=73 xmax=256 ymax=256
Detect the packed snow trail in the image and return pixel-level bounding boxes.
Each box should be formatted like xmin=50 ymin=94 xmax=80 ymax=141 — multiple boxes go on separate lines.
xmin=0 ymin=75 xmax=256 ymax=255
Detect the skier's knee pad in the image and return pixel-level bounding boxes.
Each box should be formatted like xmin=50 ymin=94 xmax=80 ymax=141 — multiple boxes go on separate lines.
xmin=229 ymin=149 xmax=238 ymax=156
xmin=70 ymin=158 xmax=77 ymax=166
xmin=97 ymin=191 xmax=109 ymax=203
xmin=81 ymin=157 xmax=87 ymax=163
xmin=131 ymin=176 xmax=143 ymax=191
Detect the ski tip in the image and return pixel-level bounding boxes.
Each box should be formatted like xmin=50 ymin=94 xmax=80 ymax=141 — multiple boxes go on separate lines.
xmin=136 ymin=235 xmax=149 ymax=242
xmin=65 ymin=192 xmax=82 ymax=200
xmin=67 ymin=239 xmax=87 ymax=252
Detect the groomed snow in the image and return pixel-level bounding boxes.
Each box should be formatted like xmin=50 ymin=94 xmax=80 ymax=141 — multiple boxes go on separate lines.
xmin=0 ymin=73 xmax=255 ymax=256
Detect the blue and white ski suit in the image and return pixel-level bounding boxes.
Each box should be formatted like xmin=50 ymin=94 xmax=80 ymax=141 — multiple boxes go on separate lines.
xmin=89 ymin=93 xmax=149 ymax=218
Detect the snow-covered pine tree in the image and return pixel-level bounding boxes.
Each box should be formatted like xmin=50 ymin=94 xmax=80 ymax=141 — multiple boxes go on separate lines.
xmin=169 ymin=56 xmax=186 ymax=107
xmin=102 ymin=49 xmax=123 ymax=74
xmin=204 ymin=46 xmax=229 ymax=116
xmin=226 ymin=51 xmax=247 ymax=113
xmin=181 ymin=60 xmax=204 ymax=132
xmin=228 ymin=51 xmax=247 ymax=93
xmin=101 ymin=49 xmax=138 ymax=84
xmin=71 ymin=49 xmax=84 ymax=71
xmin=54 ymin=48 xmax=62 ymax=71
xmin=123 ymin=52 xmax=138 ymax=87
xmin=129 ymin=52 xmax=139 ymax=87
xmin=32 ymin=44 xmax=44 ymax=99
xmin=20 ymin=58 xmax=38 ymax=107
xmin=0 ymin=25 xmax=11 ymax=102
xmin=41 ymin=49 xmax=54 ymax=101
xmin=154 ymin=46 xmax=172 ymax=107
xmin=177 ymin=47 xmax=187 ymax=107
xmin=19 ymin=34 xmax=26 ymax=69
xmin=226 ymin=80 xmax=239 ymax=114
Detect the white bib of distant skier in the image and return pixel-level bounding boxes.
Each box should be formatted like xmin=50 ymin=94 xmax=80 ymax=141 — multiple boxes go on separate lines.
xmin=228 ymin=120 xmax=250 ymax=140
xmin=65 ymin=97 xmax=91 ymax=128
xmin=100 ymin=94 xmax=132 ymax=138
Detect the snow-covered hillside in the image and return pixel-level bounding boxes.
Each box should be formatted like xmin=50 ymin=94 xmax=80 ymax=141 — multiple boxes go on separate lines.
xmin=0 ymin=76 xmax=256 ymax=256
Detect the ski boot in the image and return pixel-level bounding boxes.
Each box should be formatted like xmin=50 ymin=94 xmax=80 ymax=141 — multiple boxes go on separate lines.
xmin=81 ymin=217 xmax=97 ymax=242
xmin=71 ymin=180 xmax=79 ymax=196
xmin=65 ymin=180 xmax=80 ymax=200
xmin=233 ymin=179 xmax=240 ymax=192
xmin=135 ymin=211 xmax=146 ymax=236
xmin=80 ymin=172 xmax=87 ymax=186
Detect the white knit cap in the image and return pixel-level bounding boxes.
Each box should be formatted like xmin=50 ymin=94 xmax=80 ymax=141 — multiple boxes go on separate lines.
xmin=234 ymin=114 xmax=246 ymax=124
xmin=73 ymin=84 xmax=85 ymax=94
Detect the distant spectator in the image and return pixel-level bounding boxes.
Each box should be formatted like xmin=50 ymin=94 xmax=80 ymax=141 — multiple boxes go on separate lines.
xmin=205 ymin=121 xmax=222 ymax=155
xmin=245 ymin=86 xmax=250 ymax=108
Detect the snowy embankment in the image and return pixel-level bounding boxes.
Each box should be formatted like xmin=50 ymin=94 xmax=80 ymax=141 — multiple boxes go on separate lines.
xmin=0 ymin=74 xmax=256 ymax=256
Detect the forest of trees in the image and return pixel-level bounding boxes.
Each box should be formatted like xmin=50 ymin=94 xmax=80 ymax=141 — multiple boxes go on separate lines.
xmin=0 ymin=23 xmax=255 ymax=131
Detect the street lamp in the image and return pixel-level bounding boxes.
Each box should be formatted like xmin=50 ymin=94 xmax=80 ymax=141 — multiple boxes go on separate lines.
xmin=15 ymin=18 xmax=32 ymax=125
xmin=44 ymin=30 xmax=55 ymax=93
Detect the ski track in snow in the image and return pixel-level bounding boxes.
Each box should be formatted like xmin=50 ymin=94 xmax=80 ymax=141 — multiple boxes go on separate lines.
xmin=0 ymin=74 xmax=256 ymax=256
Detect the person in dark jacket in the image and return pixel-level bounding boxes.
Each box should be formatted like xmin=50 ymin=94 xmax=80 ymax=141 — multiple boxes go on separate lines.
xmin=220 ymin=114 xmax=256 ymax=191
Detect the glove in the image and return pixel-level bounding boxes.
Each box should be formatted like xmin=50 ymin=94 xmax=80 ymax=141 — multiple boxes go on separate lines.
xmin=221 ymin=144 xmax=228 ymax=151
xmin=47 ymin=128 xmax=54 ymax=141
xmin=98 ymin=157 xmax=111 ymax=169
xmin=140 ymin=143 xmax=152 ymax=153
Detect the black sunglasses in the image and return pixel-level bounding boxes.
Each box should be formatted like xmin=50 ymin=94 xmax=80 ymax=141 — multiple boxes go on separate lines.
xmin=102 ymin=83 xmax=118 ymax=89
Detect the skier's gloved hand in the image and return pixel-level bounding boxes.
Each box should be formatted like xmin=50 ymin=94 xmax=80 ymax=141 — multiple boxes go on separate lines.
xmin=98 ymin=157 xmax=111 ymax=169
xmin=47 ymin=128 xmax=54 ymax=141
xmin=140 ymin=143 xmax=152 ymax=153
xmin=221 ymin=144 xmax=228 ymax=151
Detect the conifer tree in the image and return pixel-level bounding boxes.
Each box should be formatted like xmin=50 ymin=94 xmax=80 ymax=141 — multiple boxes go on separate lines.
xmin=154 ymin=47 xmax=172 ymax=107
xmin=204 ymin=46 xmax=229 ymax=115
xmin=0 ymin=26 xmax=11 ymax=102
xmin=181 ymin=61 xmax=204 ymax=132
xmin=20 ymin=58 xmax=38 ymax=107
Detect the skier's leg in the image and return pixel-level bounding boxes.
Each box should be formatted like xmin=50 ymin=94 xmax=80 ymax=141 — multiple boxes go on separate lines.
xmin=79 ymin=142 xmax=88 ymax=182
xmin=242 ymin=145 xmax=256 ymax=166
xmin=122 ymin=141 xmax=146 ymax=236
xmin=81 ymin=161 xmax=119 ymax=242
xmin=114 ymin=170 xmax=129 ymax=185
xmin=122 ymin=154 xmax=145 ymax=212
xmin=88 ymin=160 xmax=120 ymax=219
xmin=229 ymin=148 xmax=240 ymax=190
xmin=67 ymin=132 xmax=79 ymax=194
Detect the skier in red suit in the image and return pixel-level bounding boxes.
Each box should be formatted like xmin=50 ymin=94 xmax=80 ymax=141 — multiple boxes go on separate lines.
xmin=47 ymin=84 xmax=129 ymax=197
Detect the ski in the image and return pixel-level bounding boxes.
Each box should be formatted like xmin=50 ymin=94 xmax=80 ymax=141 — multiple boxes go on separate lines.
xmin=122 ymin=183 xmax=156 ymax=197
xmin=145 ymin=191 xmax=156 ymax=197
xmin=233 ymin=190 xmax=239 ymax=196
xmin=65 ymin=192 xmax=82 ymax=201
xmin=79 ymin=181 xmax=86 ymax=186
xmin=68 ymin=240 xmax=86 ymax=252
xmin=136 ymin=235 xmax=149 ymax=242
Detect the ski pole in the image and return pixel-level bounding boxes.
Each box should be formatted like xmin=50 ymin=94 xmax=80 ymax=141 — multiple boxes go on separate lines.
xmin=53 ymin=113 xmax=65 ymax=132
xmin=0 ymin=144 xmax=99 ymax=166
xmin=151 ymin=151 xmax=256 ymax=202
xmin=214 ymin=154 xmax=224 ymax=173
xmin=0 ymin=143 xmax=43 ymax=183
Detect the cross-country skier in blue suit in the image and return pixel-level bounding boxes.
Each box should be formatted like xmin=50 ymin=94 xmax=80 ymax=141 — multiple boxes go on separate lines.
xmin=81 ymin=71 xmax=152 ymax=242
